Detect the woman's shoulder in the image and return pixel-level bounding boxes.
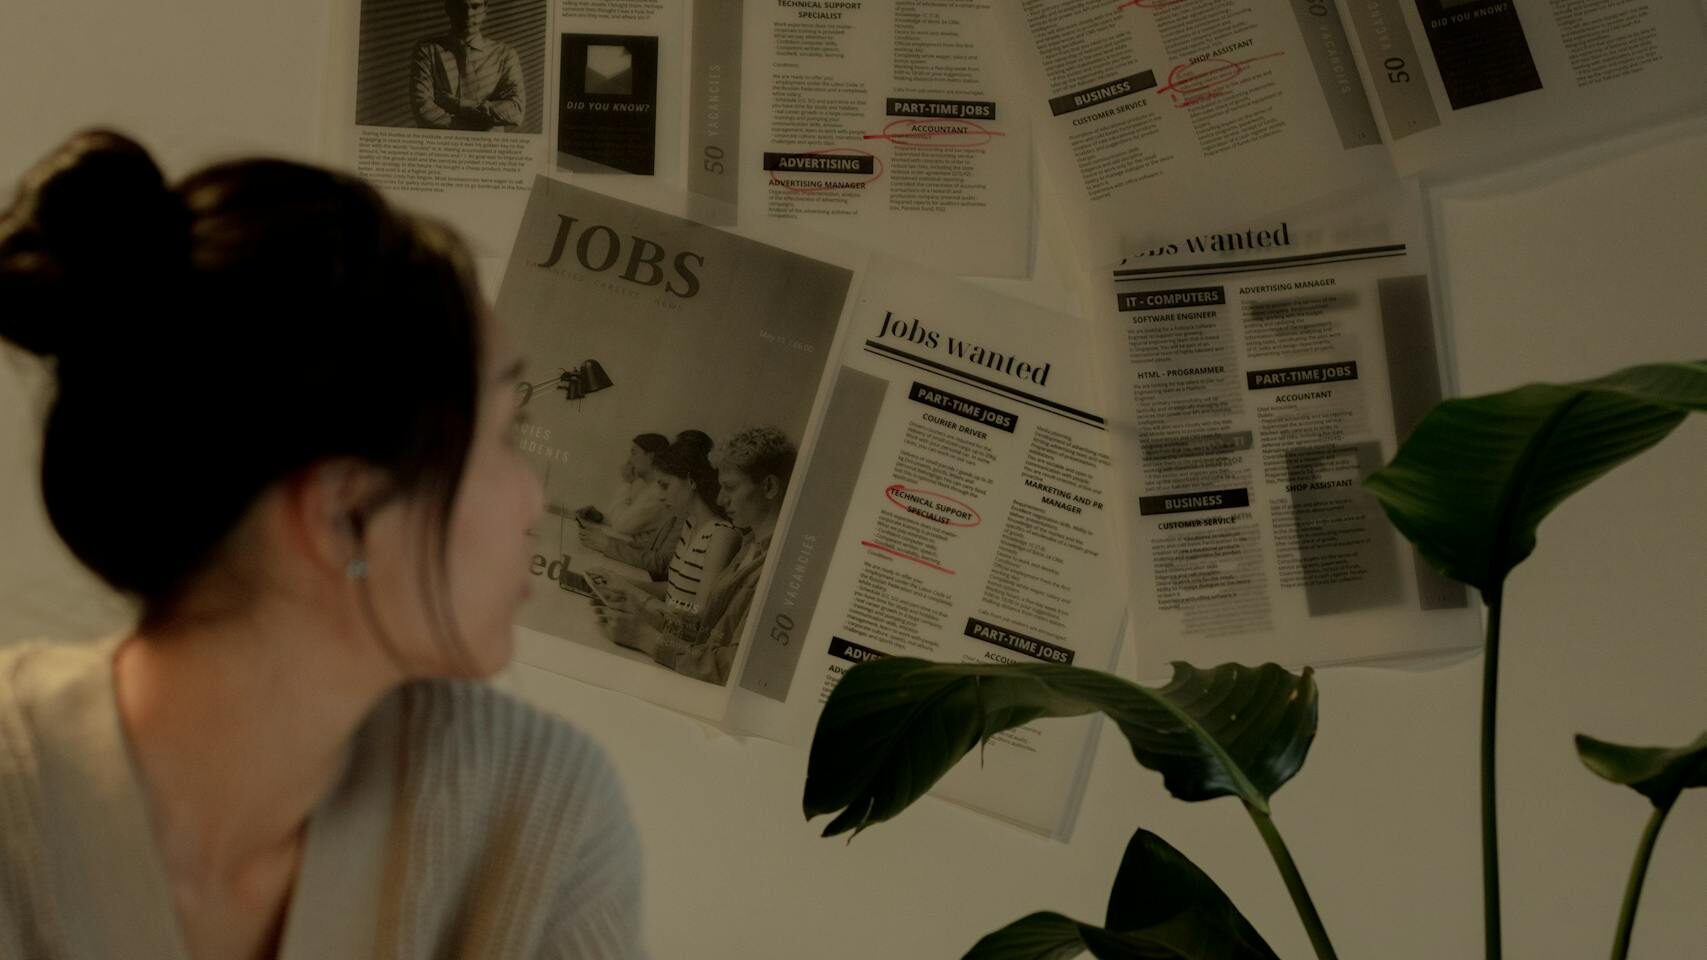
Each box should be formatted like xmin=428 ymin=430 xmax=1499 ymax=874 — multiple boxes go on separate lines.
xmin=0 ymin=637 xmax=109 ymax=684
xmin=0 ymin=638 xmax=122 ymax=941
xmin=376 ymin=677 xmax=636 ymax=855
xmin=0 ymin=637 xmax=116 ymax=730
xmin=387 ymin=676 xmax=584 ymax=741
xmin=0 ymin=640 xmax=62 ymax=777
xmin=385 ymin=677 xmax=626 ymax=801
xmin=701 ymin=518 xmax=740 ymax=545
xmin=370 ymin=678 xmax=644 ymax=948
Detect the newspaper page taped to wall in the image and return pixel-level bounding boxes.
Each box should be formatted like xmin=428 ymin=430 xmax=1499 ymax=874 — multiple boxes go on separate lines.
xmin=994 ymin=0 xmax=1707 ymax=267
xmin=1091 ymin=179 xmax=1481 ymax=677
xmin=726 ymin=259 xmax=1128 ymax=839
xmin=323 ymin=0 xmax=1034 ymax=276
xmin=496 ymin=176 xmax=854 ymax=721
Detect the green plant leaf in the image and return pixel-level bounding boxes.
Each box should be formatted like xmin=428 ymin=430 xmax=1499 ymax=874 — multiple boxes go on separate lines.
xmin=1363 ymin=361 xmax=1707 ymax=592
xmin=1099 ymin=827 xmax=1280 ymax=959
xmin=1575 ymin=730 xmax=1707 ymax=808
xmin=961 ymin=830 xmax=1278 ymax=960
xmin=960 ymin=913 xmax=1098 ymax=960
xmin=803 ymin=659 xmax=1316 ymax=837
xmin=964 ymin=913 xmax=1195 ymax=960
xmin=963 ymin=913 xmax=1274 ymax=960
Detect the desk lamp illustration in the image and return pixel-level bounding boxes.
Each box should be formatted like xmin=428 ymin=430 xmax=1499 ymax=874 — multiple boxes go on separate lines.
xmin=514 ymin=360 xmax=617 ymax=598
xmin=516 ymin=359 xmax=614 ymax=408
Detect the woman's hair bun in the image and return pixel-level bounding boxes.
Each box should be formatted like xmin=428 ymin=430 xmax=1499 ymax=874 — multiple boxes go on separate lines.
xmin=0 ymin=129 xmax=186 ymax=360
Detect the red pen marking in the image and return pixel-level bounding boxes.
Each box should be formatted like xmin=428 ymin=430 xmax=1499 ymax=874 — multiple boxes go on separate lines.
xmin=860 ymin=540 xmax=956 ymax=575
xmin=768 ymin=147 xmax=884 ymax=193
xmin=862 ymin=118 xmax=1006 ymax=149
xmin=883 ymin=484 xmax=982 ymax=528
xmin=1158 ymin=52 xmax=1284 ymax=107
xmin=1119 ymin=0 xmax=1198 ymax=9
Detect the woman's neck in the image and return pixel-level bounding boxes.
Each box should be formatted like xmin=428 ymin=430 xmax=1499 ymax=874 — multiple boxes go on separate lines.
xmin=687 ymin=497 xmax=717 ymax=527
xmin=114 ymin=613 xmax=400 ymax=884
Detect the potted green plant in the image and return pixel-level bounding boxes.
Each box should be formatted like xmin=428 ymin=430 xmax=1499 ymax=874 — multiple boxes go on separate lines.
xmin=803 ymin=360 xmax=1706 ymax=960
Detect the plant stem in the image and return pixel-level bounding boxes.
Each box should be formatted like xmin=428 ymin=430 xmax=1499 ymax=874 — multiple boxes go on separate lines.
xmin=1610 ymin=803 xmax=1673 ymax=960
xmin=1247 ymin=803 xmax=1339 ymax=960
xmin=1481 ymin=587 xmax=1503 ymax=960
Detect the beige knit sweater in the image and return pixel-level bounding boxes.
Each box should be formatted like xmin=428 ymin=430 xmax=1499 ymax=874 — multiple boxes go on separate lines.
xmin=0 ymin=637 xmax=646 ymax=959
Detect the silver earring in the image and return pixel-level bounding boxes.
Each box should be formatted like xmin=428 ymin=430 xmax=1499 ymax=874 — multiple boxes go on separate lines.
xmin=345 ymin=510 xmax=369 ymax=580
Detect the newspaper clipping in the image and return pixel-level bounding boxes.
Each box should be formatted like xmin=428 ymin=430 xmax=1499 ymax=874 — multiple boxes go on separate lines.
xmin=497 ymin=176 xmax=853 ymax=720
xmin=327 ymin=0 xmax=1035 ymax=274
xmin=996 ymin=0 xmax=1707 ymax=266
xmin=728 ymin=260 xmax=1129 ymax=838
xmin=1092 ymin=181 xmax=1480 ymax=676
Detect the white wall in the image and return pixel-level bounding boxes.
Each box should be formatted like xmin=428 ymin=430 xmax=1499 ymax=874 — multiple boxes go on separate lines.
xmin=2 ymin=4 xmax=1703 ymax=957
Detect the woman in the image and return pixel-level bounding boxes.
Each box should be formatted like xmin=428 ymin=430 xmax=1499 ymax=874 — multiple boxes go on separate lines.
xmin=0 ymin=132 xmax=644 ymax=959
xmin=603 ymin=433 xmax=670 ymax=537
xmin=598 ymin=427 xmax=796 ymax=685
xmin=603 ymin=440 xmax=740 ymax=620
xmin=574 ymin=432 xmax=667 ymax=538
xmin=577 ymin=430 xmax=711 ymax=582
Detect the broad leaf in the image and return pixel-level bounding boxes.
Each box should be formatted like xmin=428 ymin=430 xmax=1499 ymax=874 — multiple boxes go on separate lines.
xmin=965 ymin=913 xmax=1198 ymax=960
xmin=1576 ymin=730 xmax=1707 ymax=809
xmin=804 ymin=659 xmax=1315 ymax=837
xmin=1363 ymin=361 xmax=1707 ymax=592
xmin=961 ymin=914 xmax=1097 ymax=960
xmin=1103 ymin=829 xmax=1277 ymax=956
xmin=965 ymin=913 xmax=1274 ymax=960
xmin=962 ymin=830 xmax=1277 ymax=960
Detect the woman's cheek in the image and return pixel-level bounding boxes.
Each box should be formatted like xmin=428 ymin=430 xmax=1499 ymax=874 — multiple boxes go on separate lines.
xmin=510 ymin=451 xmax=544 ymax=526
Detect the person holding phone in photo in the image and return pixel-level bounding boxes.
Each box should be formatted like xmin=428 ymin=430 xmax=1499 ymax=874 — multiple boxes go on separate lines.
xmin=575 ymin=432 xmax=668 ymax=538
xmin=597 ymin=428 xmax=796 ymax=685
xmin=599 ymin=439 xmax=739 ymax=620
xmin=577 ymin=429 xmax=711 ymax=582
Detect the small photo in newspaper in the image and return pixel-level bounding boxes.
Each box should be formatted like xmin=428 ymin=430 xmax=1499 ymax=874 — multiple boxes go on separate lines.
xmin=354 ymin=0 xmax=547 ymax=134
xmin=1413 ymin=0 xmax=1542 ymax=109
xmin=556 ymin=33 xmax=659 ymax=174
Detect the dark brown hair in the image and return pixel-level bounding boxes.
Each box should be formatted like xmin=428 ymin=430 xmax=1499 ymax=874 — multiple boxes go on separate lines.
xmin=0 ymin=130 xmax=484 ymax=632
xmin=651 ymin=437 xmax=723 ymax=517
xmin=631 ymin=432 xmax=668 ymax=456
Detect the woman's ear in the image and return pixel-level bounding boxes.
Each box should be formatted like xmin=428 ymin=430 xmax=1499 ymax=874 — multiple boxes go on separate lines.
xmin=761 ymin=474 xmax=783 ymax=501
xmin=283 ymin=459 xmax=388 ymax=576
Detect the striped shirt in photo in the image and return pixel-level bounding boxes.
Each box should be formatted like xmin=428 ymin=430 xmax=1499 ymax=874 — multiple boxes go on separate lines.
xmin=665 ymin=516 xmax=739 ymax=614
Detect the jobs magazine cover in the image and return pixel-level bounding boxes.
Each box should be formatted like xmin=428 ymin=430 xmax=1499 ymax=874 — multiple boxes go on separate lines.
xmin=497 ymin=177 xmax=853 ymax=722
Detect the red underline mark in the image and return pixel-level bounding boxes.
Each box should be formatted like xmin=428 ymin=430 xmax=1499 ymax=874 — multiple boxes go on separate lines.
xmin=861 ymin=117 xmax=1006 ymax=149
xmin=860 ymin=540 xmax=956 ymax=575
xmin=1158 ymin=52 xmax=1285 ymax=107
